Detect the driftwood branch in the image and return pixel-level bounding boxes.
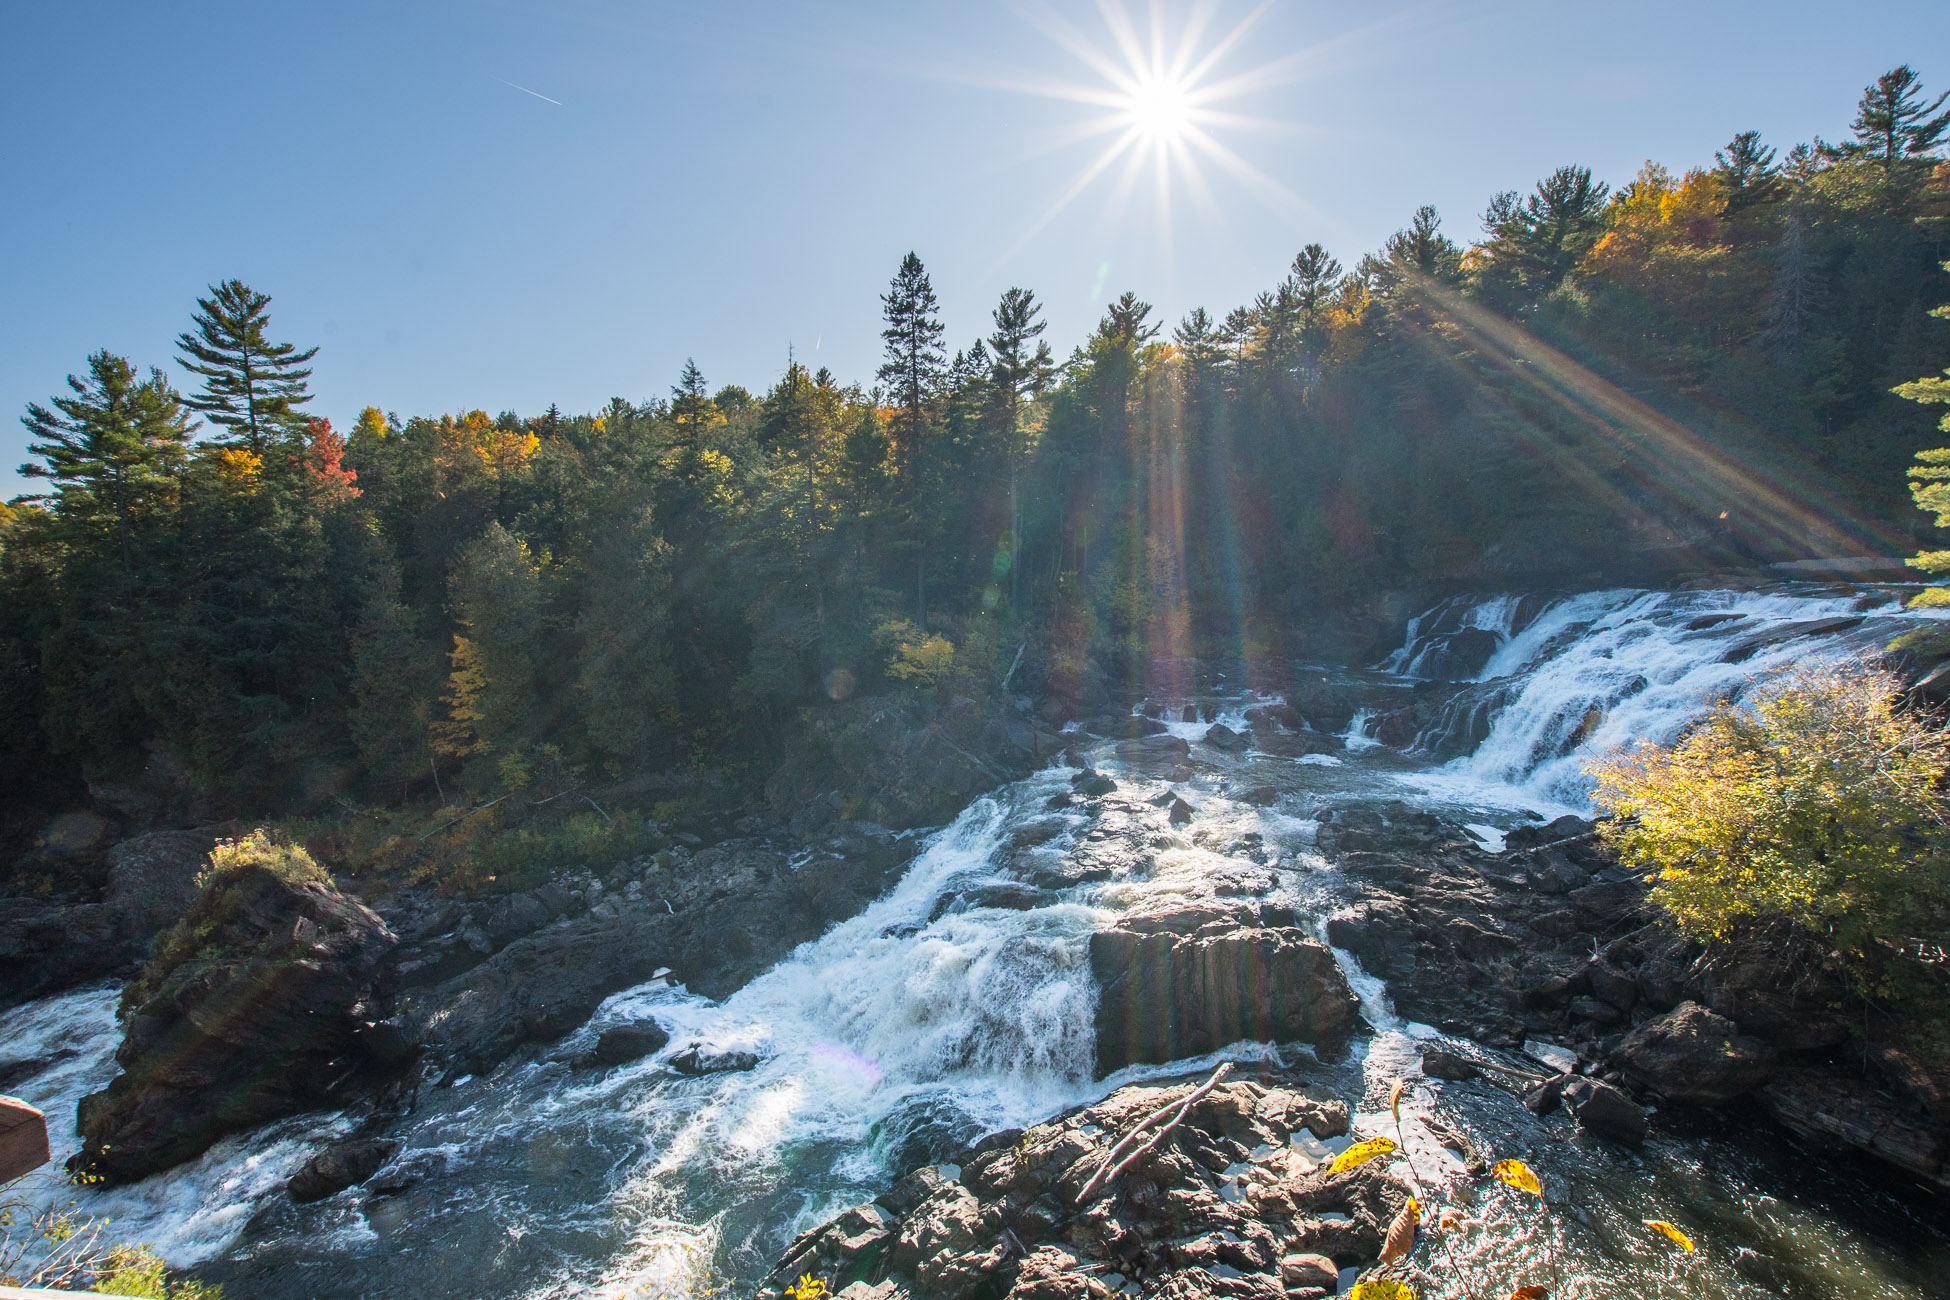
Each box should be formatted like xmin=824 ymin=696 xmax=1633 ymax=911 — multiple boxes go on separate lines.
xmin=585 ymin=796 xmax=612 ymax=822
xmin=1077 ymin=1061 xmax=1233 ymax=1203
xmin=1000 ymin=643 xmax=1026 ymax=692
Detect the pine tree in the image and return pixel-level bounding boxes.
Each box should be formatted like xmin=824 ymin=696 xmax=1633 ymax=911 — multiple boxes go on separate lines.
xmin=987 ymin=287 xmax=1053 ymax=606
xmin=1833 ymin=65 xmax=1950 ymax=170
xmin=1381 ymin=205 xmax=1465 ymax=288
xmin=671 ymin=359 xmax=719 ymax=455
xmin=876 ymin=252 xmax=947 ymax=471
xmin=876 ymin=252 xmax=947 ymax=622
xmin=1713 ymin=130 xmax=1783 ymax=214
xmin=1476 ymin=168 xmax=1609 ymax=301
xmin=20 ymin=351 xmax=193 ymax=570
xmin=175 ymin=280 xmax=318 ymax=456
xmin=1289 ymin=243 xmax=1345 ymax=342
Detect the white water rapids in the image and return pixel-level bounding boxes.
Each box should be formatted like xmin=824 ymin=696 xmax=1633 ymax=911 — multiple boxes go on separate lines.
xmin=6 ymin=583 xmax=1947 ymax=1299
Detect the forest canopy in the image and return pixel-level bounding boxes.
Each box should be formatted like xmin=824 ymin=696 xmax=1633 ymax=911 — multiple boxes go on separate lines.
xmin=3 ymin=66 xmax=1947 ymax=830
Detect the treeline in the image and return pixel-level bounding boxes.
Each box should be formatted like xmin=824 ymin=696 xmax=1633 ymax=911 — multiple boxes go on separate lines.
xmin=2 ymin=66 xmax=1947 ymax=822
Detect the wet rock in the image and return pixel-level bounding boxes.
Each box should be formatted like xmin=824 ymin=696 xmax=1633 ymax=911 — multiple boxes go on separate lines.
xmin=1167 ymin=796 xmax=1196 ymax=826
xmin=1609 ymin=1001 xmax=1777 ymax=1104
xmin=1733 ymin=1246 xmax=1792 ymax=1291
xmin=73 ymin=864 xmax=396 ymax=1183
xmin=1090 ymin=907 xmax=1361 ymax=1076
xmin=1243 ymin=703 xmax=1305 ymax=732
xmin=1071 ymin=770 xmax=1118 ymax=798
xmin=1201 ymin=723 xmax=1249 ymax=752
xmin=669 ymin=1044 xmax=761 ymax=1075
xmin=760 ymin=1075 xmax=1389 ymax=1300
xmin=1419 ymin=1049 xmax=1481 ymax=1081
xmin=1249 ymin=731 xmax=1343 ymax=758
xmin=1560 ymin=1076 xmax=1647 ymax=1146
xmin=1237 ymin=786 xmax=1280 ymax=807
xmin=287 ymin=1137 xmax=394 ymax=1203
xmin=1279 ymin=1253 xmax=1338 ymax=1291
xmin=587 ymin=1021 xmax=670 ymax=1067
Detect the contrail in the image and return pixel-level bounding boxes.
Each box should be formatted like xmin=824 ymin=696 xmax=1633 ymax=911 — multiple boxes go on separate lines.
xmin=494 ymin=76 xmax=562 ymax=106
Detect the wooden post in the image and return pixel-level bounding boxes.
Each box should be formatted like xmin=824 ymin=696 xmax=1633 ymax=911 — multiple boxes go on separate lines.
xmin=0 ymin=1095 xmax=50 ymax=1183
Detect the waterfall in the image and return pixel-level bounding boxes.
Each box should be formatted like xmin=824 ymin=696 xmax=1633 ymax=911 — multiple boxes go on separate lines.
xmin=1385 ymin=585 xmax=1940 ymax=810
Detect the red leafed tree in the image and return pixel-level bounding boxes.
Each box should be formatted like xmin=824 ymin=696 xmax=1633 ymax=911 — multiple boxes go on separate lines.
xmin=300 ymin=417 xmax=360 ymax=500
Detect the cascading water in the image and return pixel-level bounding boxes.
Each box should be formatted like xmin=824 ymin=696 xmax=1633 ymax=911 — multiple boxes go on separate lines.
xmin=6 ymin=585 xmax=1948 ymax=1299
xmin=1381 ymin=585 xmax=1943 ymax=811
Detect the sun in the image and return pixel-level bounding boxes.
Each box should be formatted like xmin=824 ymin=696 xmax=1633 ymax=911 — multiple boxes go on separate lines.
xmin=989 ymin=1 xmax=1319 ymax=266
xmin=1124 ymin=74 xmax=1196 ymax=143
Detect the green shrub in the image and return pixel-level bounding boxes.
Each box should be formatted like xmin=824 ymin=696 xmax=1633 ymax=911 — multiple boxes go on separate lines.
xmin=1591 ymin=660 xmax=1950 ymax=987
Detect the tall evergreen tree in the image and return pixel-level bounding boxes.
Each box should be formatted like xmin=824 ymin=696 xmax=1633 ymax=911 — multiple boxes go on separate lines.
xmin=1831 ymin=65 xmax=1950 ymax=169
xmin=877 ymin=253 xmax=947 ymax=467
xmin=1477 ymin=168 xmax=1609 ymax=302
xmin=1713 ymin=130 xmax=1783 ymax=214
xmin=1289 ymin=243 xmax=1345 ymax=343
xmin=987 ymin=287 xmax=1053 ymax=605
xmin=20 ymin=351 xmax=193 ymax=570
xmin=175 ymin=280 xmax=318 ymax=456
xmin=876 ymin=252 xmax=947 ymax=622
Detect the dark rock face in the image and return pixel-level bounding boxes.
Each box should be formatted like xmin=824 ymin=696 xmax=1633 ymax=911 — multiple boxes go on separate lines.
xmin=72 ymin=865 xmax=397 ymax=1183
xmin=1090 ymin=906 xmax=1362 ymax=1077
xmin=287 ymin=1137 xmax=394 ymax=1203
xmin=756 ymin=1076 xmax=1383 ymax=1300
xmin=1200 ymin=723 xmax=1248 ymax=752
xmin=1700 ymin=943 xmax=1851 ymax=1052
xmin=1609 ymin=1002 xmax=1777 ymax=1104
xmin=1560 ymin=1076 xmax=1647 ymax=1146
xmin=588 ymin=1022 xmax=670 ymax=1067
xmin=669 ymin=1044 xmax=761 ymax=1075
xmin=1758 ymin=1067 xmax=1948 ymax=1188
xmin=0 ymin=829 xmax=215 ymax=1005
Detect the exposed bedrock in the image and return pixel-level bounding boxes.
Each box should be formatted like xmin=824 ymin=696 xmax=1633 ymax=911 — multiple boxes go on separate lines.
xmin=1090 ymin=904 xmax=1362 ymax=1078
xmin=755 ymin=1075 xmax=1388 ymax=1300
xmin=1316 ymin=803 xmax=1950 ymax=1189
xmin=71 ymin=863 xmax=396 ymax=1183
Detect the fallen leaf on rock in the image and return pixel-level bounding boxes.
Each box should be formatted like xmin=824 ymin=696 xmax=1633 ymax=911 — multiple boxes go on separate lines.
xmin=1378 ymin=1196 xmax=1419 ymax=1264
xmin=1510 ymin=1287 xmax=1549 ymax=1299
xmin=1492 ymin=1158 xmax=1544 ymax=1197
xmin=1389 ymin=1077 xmax=1406 ymax=1124
xmin=1644 ymin=1219 xmax=1695 ymax=1251
xmin=1330 ymin=1136 xmax=1398 ymax=1173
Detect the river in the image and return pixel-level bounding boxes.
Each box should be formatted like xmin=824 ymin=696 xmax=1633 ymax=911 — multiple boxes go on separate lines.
xmin=6 ymin=584 xmax=1947 ymax=1298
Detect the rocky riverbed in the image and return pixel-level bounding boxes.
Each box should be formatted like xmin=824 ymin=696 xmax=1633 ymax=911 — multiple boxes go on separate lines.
xmin=4 ymin=585 xmax=1950 ymax=1298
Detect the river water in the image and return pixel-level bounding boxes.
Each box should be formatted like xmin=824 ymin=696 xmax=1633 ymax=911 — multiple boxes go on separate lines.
xmin=6 ymin=585 xmax=1947 ymax=1299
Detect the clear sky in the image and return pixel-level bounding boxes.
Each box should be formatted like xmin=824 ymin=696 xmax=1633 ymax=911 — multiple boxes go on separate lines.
xmin=5 ymin=0 xmax=1948 ymax=496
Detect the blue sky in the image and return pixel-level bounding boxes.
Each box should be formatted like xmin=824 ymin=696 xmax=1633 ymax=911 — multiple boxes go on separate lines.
xmin=5 ymin=0 xmax=1948 ymax=496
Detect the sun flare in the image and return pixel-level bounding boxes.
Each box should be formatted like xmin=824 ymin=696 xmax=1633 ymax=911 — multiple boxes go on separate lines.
xmin=993 ymin=1 xmax=1318 ymax=264
xmin=1124 ymin=74 xmax=1196 ymax=142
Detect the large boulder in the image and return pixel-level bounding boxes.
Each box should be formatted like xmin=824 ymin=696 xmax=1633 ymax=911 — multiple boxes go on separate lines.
xmin=1090 ymin=906 xmax=1362 ymax=1076
xmin=1608 ymin=1001 xmax=1777 ymax=1105
xmin=72 ymin=851 xmax=396 ymax=1182
xmin=287 ymin=1137 xmax=394 ymax=1203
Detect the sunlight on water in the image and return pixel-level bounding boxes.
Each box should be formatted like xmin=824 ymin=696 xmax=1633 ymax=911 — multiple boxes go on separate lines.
xmin=5 ymin=588 xmax=1946 ymax=1297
